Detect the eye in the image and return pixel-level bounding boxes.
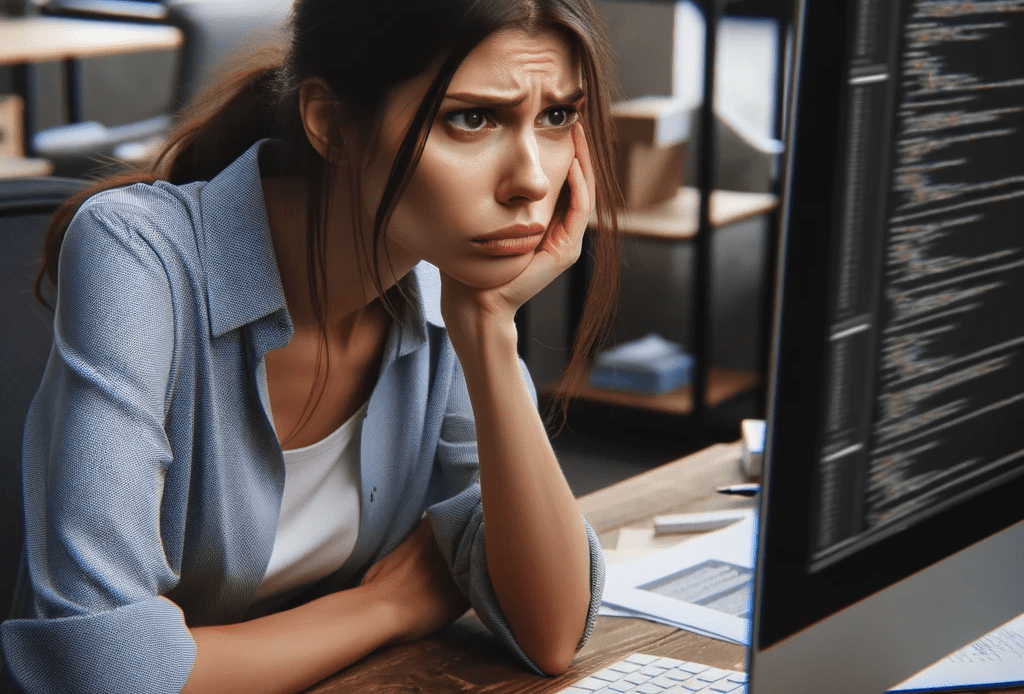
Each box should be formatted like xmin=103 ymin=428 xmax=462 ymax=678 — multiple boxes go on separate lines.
xmin=540 ymin=106 xmax=579 ymax=128
xmin=446 ymin=109 xmax=491 ymax=131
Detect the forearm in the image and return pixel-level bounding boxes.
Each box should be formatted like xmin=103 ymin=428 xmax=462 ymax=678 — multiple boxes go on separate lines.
xmin=178 ymin=585 xmax=398 ymax=694
xmin=451 ymin=319 xmax=592 ymax=675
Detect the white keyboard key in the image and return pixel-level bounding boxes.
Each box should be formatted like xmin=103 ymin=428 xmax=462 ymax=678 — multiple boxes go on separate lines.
xmin=653 ymin=657 xmax=685 ymax=669
xmin=651 ymin=675 xmax=683 ymax=688
xmin=592 ymin=668 xmax=623 ymax=682
xmin=679 ymin=677 xmax=709 ymax=691
xmin=678 ymin=661 xmax=711 ymax=675
xmin=555 ymin=653 xmax=745 ymax=694
xmin=696 ymin=667 xmax=731 ymax=682
xmin=669 ymin=686 xmax=708 ymax=694
xmin=626 ymin=653 xmax=661 ymax=665
xmin=609 ymin=660 xmax=643 ymax=674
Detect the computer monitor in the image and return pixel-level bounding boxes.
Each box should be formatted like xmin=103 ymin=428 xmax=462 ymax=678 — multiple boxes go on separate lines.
xmin=749 ymin=0 xmax=1024 ymax=692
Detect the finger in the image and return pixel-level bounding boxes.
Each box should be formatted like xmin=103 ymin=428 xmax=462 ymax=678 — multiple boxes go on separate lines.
xmin=573 ymin=122 xmax=597 ymax=207
xmin=551 ymin=156 xmax=588 ymax=255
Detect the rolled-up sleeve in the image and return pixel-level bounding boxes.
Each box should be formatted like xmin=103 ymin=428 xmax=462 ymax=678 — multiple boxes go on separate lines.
xmin=0 ymin=201 xmax=195 ymax=694
xmin=425 ymin=356 xmax=606 ymax=676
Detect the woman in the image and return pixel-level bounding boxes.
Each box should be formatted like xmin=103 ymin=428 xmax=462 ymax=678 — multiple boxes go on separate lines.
xmin=0 ymin=1 xmax=622 ymax=692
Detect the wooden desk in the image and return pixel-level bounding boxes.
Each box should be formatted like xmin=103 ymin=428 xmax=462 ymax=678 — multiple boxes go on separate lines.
xmin=0 ymin=15 xmax=182 ymax=64
xmin=304 ymin=443 xmax=750 ymax=693
xmin=304 ymin=442 xmax=1024 ymax=693
xmin=0 ymin=14 xmax=183 ymax=155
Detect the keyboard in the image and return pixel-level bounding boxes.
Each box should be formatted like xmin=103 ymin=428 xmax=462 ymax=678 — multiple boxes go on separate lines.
xmin=556 ymin=653 xmax=748 ymax=693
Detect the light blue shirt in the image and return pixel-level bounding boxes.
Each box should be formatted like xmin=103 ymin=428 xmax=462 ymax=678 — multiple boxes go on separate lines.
xmin=0 ymin=141 xmax=605 ymax=693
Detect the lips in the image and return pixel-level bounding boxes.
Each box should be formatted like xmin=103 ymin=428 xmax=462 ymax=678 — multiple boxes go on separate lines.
xmin=472 ymin=223 xmax=547 ymax=256
xmin=474 ymin=223 xmax=547 ymax=242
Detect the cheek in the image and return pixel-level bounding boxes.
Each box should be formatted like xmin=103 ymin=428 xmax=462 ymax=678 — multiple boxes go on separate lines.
xmin=383 ymin=154 xmax=477 ymax=259
xmin=400 ymin=148 xmax=489 ymax=224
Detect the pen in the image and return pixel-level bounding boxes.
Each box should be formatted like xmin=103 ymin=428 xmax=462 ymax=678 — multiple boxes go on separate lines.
xmin=716 ymin=483 xmax=761 ymax=497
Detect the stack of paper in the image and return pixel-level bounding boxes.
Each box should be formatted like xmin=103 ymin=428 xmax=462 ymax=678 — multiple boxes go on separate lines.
xmin=600 ymin=511 xmax=758 ymax=645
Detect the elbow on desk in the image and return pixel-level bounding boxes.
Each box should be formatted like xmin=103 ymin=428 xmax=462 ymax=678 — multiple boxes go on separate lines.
xmin=529 ymin=645 xmax=575 ymax=678
xmin=517 ymin=623 xmax=585 ymax=677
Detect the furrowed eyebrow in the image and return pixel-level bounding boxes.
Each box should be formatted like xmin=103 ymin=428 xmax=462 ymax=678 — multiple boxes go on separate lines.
xmin=563 ymin=87 xmax=586 ymax=105
xmin=443 ymin=86 xmax=585 ymax=108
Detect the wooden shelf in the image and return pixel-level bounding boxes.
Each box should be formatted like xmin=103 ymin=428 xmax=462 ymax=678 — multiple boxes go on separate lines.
xmin=618 ymin=188 xmax=779 ymax=242
xmin=557 ymin=368 xmax=761 ymax=417
xmin=590 ymin=187 xmax=779 ymax=241
xmin=0 ymin=16 xmax=182 ymax=65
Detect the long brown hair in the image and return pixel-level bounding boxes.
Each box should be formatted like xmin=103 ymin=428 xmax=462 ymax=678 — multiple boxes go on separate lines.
xmin=36 ymin=0 xmax=622 ymax=429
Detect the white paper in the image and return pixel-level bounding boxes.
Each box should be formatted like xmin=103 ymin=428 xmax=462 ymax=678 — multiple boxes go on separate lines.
xmin=890 ymin=612 xmax=1024 ymax=691
xmin=600 ymin=510 xmax=758 ymax=645
xmin=599 ymin=510 xmax=1024 ymax=690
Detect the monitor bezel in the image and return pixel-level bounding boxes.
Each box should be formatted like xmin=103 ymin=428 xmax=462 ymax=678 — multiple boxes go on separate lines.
xmin=752 ymin=0 xmax=1024 ymax=653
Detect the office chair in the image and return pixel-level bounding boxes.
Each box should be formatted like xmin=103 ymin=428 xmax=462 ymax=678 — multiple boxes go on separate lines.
xmin=0 ymin=176 xmax=88 ymax=628
xmin=31 ymin=0 xmax=291 ymax=176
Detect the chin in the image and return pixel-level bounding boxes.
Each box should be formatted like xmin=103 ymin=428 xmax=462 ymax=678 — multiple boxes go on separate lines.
xmin=445 ymin=255 xmax=534 ymax=289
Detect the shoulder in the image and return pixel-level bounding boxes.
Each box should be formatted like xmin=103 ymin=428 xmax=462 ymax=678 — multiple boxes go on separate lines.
xmin=56 ymin=181 xmax=213 ymax=333
xmin=68 ymin=180 xmax=204 ymax=260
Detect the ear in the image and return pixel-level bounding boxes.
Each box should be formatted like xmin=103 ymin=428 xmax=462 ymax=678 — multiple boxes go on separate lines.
xmin=299 ymin=77 xmax=345 ymax=162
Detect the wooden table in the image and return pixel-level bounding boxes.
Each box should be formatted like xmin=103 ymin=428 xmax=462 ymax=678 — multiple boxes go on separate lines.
xmin=303 ymin=442 xmax=1024 ymax=693
xmin=0 ymin=15 xmax=182 ymax=64
xmin=0 ymin=14 xmax=183 ymax=155
xmin=304 ymin=443 xmax=750 ymax=693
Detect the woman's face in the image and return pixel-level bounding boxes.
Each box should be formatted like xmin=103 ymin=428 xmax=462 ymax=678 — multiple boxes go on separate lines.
xmin=364 ymin=28 xmax=582 ymax=289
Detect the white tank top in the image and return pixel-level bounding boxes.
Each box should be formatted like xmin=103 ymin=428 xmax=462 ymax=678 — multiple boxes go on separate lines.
xmin=254 ymin=401 xmax=367 ymax=602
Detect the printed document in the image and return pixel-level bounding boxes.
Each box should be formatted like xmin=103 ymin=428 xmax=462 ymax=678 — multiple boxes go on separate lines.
xmin=600 ymin=510 xmax=757 ymax=645
xmin=890 ymin=612 xmax=1024 ymax=691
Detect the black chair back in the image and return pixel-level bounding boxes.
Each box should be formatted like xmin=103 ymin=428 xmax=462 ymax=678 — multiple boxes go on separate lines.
xmin=0 ymin=177 xmax=87 ymax=623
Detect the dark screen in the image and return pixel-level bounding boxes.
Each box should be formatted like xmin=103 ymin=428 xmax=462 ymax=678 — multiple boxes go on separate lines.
xmin=759 ymin=0 xmax=1024 ymax=647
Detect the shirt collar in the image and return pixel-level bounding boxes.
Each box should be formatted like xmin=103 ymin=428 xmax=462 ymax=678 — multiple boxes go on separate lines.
xmin=394 ymin=262 xmax=446 ymax=359
xmin=198 ymin=140 xmax=288 ymax=340
xmin=197 ymin=140 xmax=445 ymax=353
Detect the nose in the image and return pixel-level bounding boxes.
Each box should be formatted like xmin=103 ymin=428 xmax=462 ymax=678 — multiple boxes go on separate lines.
xmin=496 ymin=132 xmax=550 ymax=205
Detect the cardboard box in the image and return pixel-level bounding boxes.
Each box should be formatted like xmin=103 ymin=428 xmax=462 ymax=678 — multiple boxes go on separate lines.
xmin=614 ymin=139 xmax=688 ymax=209
xmin=0 ymin=95 xmax=25 ymax=157
xmin=612 ymin=96 xmax=692 ymax=209
xmin=612 ymin=96 xmax=692 ymax=146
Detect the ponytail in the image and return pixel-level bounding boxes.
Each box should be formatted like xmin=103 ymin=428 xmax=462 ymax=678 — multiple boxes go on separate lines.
xmin=35 ymin=51 xmax=292 ymax=307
